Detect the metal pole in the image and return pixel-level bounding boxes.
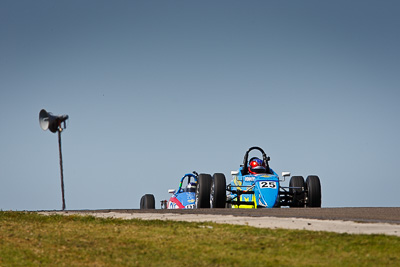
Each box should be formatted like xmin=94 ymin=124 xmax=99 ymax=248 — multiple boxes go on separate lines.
xmin=58 ymin=129 xmax=66 ymax=210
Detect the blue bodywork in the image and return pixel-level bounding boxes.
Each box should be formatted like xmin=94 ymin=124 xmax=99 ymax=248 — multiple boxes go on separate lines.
xmin=228 ymin=166 xmax=281 ymax=208
xmin=167 ymin=173 xmax=197 ymax=209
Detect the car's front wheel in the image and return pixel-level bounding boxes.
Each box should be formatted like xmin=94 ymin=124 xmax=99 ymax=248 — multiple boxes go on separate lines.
xmin=210 ymin=173 xmax=226 ymax=208
xmin=289 ymin=176 xmax=305 ymax=207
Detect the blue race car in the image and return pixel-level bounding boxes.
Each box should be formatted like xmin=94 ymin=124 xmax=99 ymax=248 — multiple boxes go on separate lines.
xmin=167 ymin=172 xmax=198 ymax=209
xmin=219 ymin=146 xmax=321 ymax=208
xmin=168 ymin=171 xmax=223 ymax=209
xmin=140 ymin=172 xmax=215 ymax=209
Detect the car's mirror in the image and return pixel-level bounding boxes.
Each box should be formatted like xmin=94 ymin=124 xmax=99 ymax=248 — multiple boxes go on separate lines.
xmin=280 ymin=172 xmax=291 ymax=182
xmin=168 ymin=189 xmax=176 ymax=194
xmin=231 ymin=170 xmax=239 ymax=175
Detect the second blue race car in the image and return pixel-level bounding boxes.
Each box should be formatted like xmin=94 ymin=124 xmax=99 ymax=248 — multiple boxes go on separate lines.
xmin=140 ymin=171 xmax=216 ymax=209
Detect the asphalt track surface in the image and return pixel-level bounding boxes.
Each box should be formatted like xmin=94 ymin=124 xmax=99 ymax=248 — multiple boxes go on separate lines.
xmin=59 ymin=207 xmax=400 ymax=224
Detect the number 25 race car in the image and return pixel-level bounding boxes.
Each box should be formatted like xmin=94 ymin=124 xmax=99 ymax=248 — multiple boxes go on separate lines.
xmin=140 ymin=146 xmax=321 ymax=209
xmin=221 ymin=146 xmax=322 ymax=208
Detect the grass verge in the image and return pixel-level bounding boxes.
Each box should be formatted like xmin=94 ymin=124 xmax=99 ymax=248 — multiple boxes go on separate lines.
xmin=0 ymin=211 xmax=399 ymax=266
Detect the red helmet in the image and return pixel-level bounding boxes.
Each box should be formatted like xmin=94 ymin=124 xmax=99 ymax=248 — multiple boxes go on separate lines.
xmin=248 ymin=157 xmax=266 ymax=174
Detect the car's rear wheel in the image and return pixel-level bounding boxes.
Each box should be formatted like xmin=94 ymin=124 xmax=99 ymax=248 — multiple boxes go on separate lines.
xmin=210 ymin=173 xmax=226 ymax=208
xmin=140 ymin=194 xmax=155 ymax=209
xmin=195 ymin=174 xmax=212 ymax=208
xmin=306 ymin=175 xmax=321 ymax=207
xmin=289 ymin=176 xmax=305 ymax=207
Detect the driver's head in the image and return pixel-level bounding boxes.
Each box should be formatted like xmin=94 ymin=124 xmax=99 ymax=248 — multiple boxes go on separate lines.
xmin=186 ymin=182 xmax=197 ymax=192
xmin=248 ymin=157 xmax=266 ymax=174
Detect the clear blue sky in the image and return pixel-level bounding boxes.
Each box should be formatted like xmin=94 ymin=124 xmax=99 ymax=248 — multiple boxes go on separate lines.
xmin=1 ymin=1 xmax=399 ymax=210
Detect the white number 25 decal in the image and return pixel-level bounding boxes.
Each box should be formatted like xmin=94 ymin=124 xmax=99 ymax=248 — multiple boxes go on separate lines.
xmin=259 ymin=181 xmax=276 ymax=189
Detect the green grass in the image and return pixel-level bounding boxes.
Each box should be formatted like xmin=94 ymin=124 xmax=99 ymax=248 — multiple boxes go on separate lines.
xmin=0 ymin=211 xmax=399 ymax=266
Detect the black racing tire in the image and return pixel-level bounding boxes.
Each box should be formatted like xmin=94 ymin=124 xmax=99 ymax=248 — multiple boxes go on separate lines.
xmin=195 ymin=174 xmax=212 ymax=208
xmin=289 ymin=176 xmax=305 ymax=207
xmin=306 ymin=175 xmax=321 ymax=207
xmin=210 ymin=173 xmax=226 ymax=208
xmin=140 ymin=194 xmax=155 ymax=209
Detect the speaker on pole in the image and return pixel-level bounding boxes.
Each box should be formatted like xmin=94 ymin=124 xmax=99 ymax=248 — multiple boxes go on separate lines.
xmin=39 ymin=109 xmax=69 ymax=133
xmin=39 ymin=109 xmax=69 ymax=210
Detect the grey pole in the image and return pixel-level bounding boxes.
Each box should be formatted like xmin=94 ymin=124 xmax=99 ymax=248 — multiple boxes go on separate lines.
xmin=58 ymin=128 xmax=66 ymax=210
